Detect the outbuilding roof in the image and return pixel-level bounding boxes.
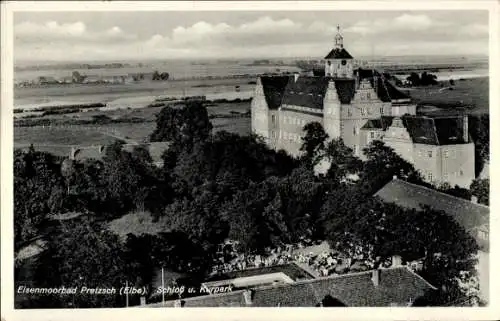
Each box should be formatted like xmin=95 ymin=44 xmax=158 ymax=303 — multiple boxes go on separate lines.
xmin=147 ymin=266 xmax=435 ymax=307
xmin=375 ymin=179 xmax=489 ymax=251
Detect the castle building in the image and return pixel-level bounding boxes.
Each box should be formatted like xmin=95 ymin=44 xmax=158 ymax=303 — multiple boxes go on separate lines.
xmin=251 ymin=27 xmax=475 ymax=188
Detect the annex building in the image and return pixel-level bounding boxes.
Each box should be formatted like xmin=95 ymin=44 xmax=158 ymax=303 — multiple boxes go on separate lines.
xmin=251 ymin=27 xmax=475 ymax=188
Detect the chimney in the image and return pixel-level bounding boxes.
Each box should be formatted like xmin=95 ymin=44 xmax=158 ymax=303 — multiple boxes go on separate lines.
xmin=463 ymin=115 xmax=469 ymax=143
xmin=391 ymin=255 xmax=402 ymax=267
xmin=243 ymin=289 xmax=254 ymax=306
xmin=294 ymin=73 xmax=300 ymax=83
xmin=471 ymin=195 xmax=478 ymax=204
xmin=174 ymin=299 xmax=185 ymax=308
xmin=371 ymin=269 xmax=380 ymax=287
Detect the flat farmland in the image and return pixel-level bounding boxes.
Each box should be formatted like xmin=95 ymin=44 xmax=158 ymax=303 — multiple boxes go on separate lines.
xmin=14 ymin=101 xmax=252 ymax=156
xmin=405 ymin=77 xmax=489 ymax=114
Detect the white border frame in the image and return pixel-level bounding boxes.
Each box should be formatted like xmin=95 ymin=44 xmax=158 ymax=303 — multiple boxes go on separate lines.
xmin=2 ymin=1 xmax=499 ymax=320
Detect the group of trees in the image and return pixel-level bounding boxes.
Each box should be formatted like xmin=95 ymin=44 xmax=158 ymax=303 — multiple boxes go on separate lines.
xmin=406 ymin=71 xmax=438 ymax=87
xmin=15 ymin=101 xmax=483 ymax=307
xmin=152 ymin=70 xmax=170 ymax=81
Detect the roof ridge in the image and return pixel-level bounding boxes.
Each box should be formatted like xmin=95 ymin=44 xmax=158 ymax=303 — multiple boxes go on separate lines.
xmin=393 ymin=179 xmax=489 ymax=209
xmin=403 ymin=266 xmax=438 ymax=290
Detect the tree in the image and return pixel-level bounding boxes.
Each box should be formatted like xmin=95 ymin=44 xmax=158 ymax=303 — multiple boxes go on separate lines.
xmin=150 ymin=101 xmax=212 ymax=151
xmin=360 ymin=140 xmax=423 ymax=195
xmin=14 ymin=148 xmax=68 ymax=248
xmin=221 ymin=178 xmax=288 ymax=254
xmin=323 ymin=138 xmax=362 ymax=182
xmin=34 ymin=218 xmax=127 ymax=308
xmin=300 ymin=122 xmax=329 ymax=165
xmin=406 ymin=72 xmax=421 ymax=87
xmin=470 ymin=178 xmax=489 ymax=206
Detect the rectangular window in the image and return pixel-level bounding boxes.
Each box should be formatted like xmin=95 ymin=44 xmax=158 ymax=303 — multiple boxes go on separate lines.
xmin=370 ymin=132 xmax=375 ymax=139
xmin=444 ymin=150 xmax=449 ymax=158
xmin=459 ymin=170 xmax=464 ymax=176
xmin=271 ymin=115 xmax=276 ymax=125
xmin=427 ymin=172 xmax=433 ymax=181
xmin=428 ymin=151 xmax=433 ymax=158
xmin=380 ymin=107 xmax=384 ymax=115
xmin=348 ymin=109 xmax=352 ymax=117
xmin=367 ymin=93 xmax=371 ymax=99
xmin=443 ymin=173 xmax=449 ymax=180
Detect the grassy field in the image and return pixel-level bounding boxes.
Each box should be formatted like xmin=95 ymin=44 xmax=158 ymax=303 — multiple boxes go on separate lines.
xmin=405 ymin=77 xmax=489 ymax=115
xmin=14 ymin=101 xmax=252 ymax=156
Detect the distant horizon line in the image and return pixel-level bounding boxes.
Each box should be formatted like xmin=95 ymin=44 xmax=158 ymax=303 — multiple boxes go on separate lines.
xmin=15 ymin=54 xmax=489 ymax=66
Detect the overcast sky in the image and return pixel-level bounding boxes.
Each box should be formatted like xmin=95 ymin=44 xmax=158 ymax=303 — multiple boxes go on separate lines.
xmin=14 ymin=11 xmax=489 ymax=62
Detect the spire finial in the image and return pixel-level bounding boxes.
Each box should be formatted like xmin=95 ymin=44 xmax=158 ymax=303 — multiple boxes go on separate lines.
xmin=334 ymin=24 xmax=343 ymax=49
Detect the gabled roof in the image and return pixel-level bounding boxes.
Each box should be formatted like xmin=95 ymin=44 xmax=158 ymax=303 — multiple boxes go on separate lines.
xmin=281 ymin=77 xmax=330 ymax=109
xmin=375 ymin=179 xmax=489 ymax=251
xmin=260 ymin=76 xmax=291 ymax=109
xmin=324 ymin=48 xmax=354 ymax=59
xmin=148 ymin=267 xmax=435 ymax=307
xmin=355 ymin=68 xmax=411 ymax=102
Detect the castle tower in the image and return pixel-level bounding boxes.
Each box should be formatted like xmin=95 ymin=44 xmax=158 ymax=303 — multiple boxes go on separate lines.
xmin=324 ymin=25 xmax=354 ymax=78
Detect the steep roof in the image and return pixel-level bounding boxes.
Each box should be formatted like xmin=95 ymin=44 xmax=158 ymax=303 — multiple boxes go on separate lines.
xmin=334 ymin=79 xmax=357 ymax=104
xmin=281 ymin=77 xmax=330 ymax=109
xmin=260 ymin=76 xmax=290 ymax=109
xmin=324 ymin=48 xmax=354 ymax=59
xmin=148 ymin=267 xmax=435 ymax=307
xmin=375 ymin=179 xmax=489 ymax=251
xmin=356 ymin=68 xmax=411 ymax=102
xmin=402 ymin=116 xmax=469 ymax=145
xmin=363 ymin=115 xmax=470 ymax=146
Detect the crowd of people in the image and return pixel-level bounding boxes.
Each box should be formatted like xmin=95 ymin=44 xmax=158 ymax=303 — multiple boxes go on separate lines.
xmin=209 ymin=239 xmax=424 ymax=279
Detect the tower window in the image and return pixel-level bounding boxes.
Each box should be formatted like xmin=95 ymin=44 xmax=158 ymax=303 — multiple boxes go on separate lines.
xmin=271 ymin=115 xmax=276 ymax=125
xmin=428 ymin=151 xmax=433 ymax=158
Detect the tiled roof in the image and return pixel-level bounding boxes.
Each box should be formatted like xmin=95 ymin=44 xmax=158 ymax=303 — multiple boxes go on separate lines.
xmin=375 ymin=179 xmax=489 ymax=251
xmin=258 ymin=69 xmax=411 ymax=109
xmin=148 ymin=267 xmax=435 ymax=307
xmin=364 ymin=115 xmax=470 ymax=146
xmin=282 ymin=77 xmax=330 ymax=109
xmin=260 ymin=76 xmax=291 ymax=109
xmin=402 ymin=116 xmax=469 ymax=145
xmin=324 ymin=48 xmax=354 ymax=59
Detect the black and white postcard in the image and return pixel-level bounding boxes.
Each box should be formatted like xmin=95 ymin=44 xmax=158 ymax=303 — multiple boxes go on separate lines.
xmin=1 ymin=1 xmax=498 ymax=320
